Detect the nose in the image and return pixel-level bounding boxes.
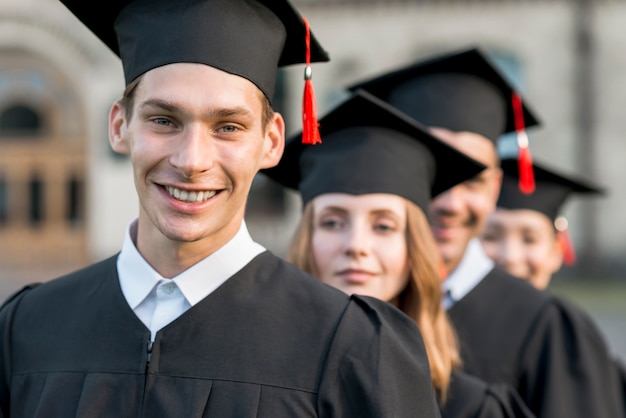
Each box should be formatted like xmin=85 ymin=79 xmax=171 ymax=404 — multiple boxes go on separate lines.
xmin=169 ymin=125 xmax=214 ymax=177
xmin=343 ymin=224 xmax=370 ymax=259
xmin=499 ymin=237 xmax=525 ymax=275
xmin=430 ymin=185 xmax=465 ymax=217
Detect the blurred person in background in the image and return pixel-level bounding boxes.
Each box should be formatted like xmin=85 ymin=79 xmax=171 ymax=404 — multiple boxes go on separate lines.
xmin=265 ymin=89 xmax=535 ymax=417
xmin=481 ymin=157 xmax=626 ymax=416
xmin=347 ymin=46 xmax=626 ymax=418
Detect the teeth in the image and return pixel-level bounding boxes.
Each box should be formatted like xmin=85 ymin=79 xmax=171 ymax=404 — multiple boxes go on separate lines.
xmin=166 ymin=186 xmax=216 ymax=203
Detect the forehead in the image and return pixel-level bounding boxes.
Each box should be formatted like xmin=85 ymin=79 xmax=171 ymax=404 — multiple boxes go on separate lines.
xmin=135 ymin=63 xmax=265 ymax=111
xmin=489 ymin=208 xmax=554 ymax=232
xmin=313 ymin=193 xmax=407 ymax=215
xmin=429 ymin=127 xmax=497 ymax=168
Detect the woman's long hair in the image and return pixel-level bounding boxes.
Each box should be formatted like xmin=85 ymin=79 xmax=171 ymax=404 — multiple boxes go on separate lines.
xmin=287 ymin=199 xmax=461 ymax=402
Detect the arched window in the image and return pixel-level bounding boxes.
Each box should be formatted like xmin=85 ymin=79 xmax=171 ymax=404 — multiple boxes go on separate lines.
xmin=0 ymin=104 xmax=42 ymax=137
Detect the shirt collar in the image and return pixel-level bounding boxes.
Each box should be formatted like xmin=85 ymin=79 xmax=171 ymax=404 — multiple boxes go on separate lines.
xmin=117 ymin=219 xmax=266 ymax=309
xmin=442 ymin=238 xmax=494 ymax=308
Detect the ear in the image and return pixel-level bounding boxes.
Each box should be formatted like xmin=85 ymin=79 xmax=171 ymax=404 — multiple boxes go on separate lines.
xmin=109 ymin=100 xmax=130 ymax=155
xmin=550 ymin=236 xmax=564 ymax=273
xmin=259 ymin=112 xmax=285 ymax=169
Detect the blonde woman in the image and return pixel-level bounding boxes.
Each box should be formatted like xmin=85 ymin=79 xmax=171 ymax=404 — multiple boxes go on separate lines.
xmin=264 ymin=90 xmax=534 ymax=417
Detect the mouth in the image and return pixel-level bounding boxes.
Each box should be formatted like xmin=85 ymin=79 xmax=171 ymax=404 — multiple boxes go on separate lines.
xmin=337 ymin=268 xmax=376 ymax=284
xmin=165 ymin=185 xmax=218 ymax=203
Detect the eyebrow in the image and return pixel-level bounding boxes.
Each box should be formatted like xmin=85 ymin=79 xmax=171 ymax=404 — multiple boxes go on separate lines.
xmin=138 ymin=98 xmax=255 ymax=120
xmin=318 ymin=205 xmax=402 ymax=218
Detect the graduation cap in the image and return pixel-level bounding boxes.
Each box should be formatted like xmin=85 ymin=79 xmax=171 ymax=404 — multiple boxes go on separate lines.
xmin=262 ymin=89 xmax=487 ymax=214
xmin=59 ymin=0 xmax=329 ymax=144
xmin=347 ymin=46 xmax=541 ymax=193
xmin=498 ymin=157 xmax=604 ymax=265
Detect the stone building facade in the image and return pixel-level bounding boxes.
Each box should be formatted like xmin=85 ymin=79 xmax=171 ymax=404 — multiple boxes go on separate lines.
xmin=1 ymin=0 xmax=624 ymax=297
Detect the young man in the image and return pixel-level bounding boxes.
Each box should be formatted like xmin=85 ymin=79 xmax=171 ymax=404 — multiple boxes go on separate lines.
xmin=349 ymin=47 xmax=625 ymax=418
xmin=0 ymin=1 xmax=440 ymax=417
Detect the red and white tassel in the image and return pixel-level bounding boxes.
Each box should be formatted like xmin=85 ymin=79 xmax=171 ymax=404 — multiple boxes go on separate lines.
xmin=301 ymin=17 xmax=321 ymax=145
xmin=512 ymin=93 xmax=535 ymax=194
xmin=555 ymin=216 xmax=576 ymax=266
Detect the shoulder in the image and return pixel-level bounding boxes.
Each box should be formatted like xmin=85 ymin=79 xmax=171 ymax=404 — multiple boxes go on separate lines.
xmin=0 ymin=256 xmax=118 ymax=318
xmin=243 ymin=251 xmax=353 ymax=310
xmin=443 ymin=371 xmax=535 ymax=418
xmin=451 ymin=267 xmax=554 ymax=327
xmin=533 ymin=293 xmax=614 ymax=354
xmin=329 ymin=294 xmax=429 ymax=367
xmin=481 ymin=267 xmax=554 ymax=315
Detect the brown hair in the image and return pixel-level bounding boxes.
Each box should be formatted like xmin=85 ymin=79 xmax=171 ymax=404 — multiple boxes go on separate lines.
xmin=288 ymin=199 xmax=461 ymax=402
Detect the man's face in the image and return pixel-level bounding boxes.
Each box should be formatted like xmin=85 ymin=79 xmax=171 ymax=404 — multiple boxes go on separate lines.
xmin=428 ymin=127 xmax=502 ymax=273
xmin=109 ymin=63 xmax=284 ymax=260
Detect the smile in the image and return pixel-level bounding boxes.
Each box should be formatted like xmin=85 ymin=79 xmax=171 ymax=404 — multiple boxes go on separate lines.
xmin=165 ymin=186 xmax=217 ymax=203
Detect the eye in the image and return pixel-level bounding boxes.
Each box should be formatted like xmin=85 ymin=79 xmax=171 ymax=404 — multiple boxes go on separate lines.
xmin=522 ymin=235 xmax=538 ymax=245
xmin=480 ymin=229 xmax=499 ymax=241
xmin=373 ymin=219 xmax=398 ymax=233
xmin=219 ymin=124 xmax=239 ymax=133
xmin=152 ymin=117 xmax=173 ymax=127
xmin=318 ymin=215 xmax=345 ymax=230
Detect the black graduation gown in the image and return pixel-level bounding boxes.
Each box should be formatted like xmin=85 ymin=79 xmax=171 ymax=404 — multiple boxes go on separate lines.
xmin=447 ymin=267 xmax=624 ymax=418
xmin=440 ymin=371 xmax=535 ymax=418
xmin=0 ymin=252 xmax=440 ymax=418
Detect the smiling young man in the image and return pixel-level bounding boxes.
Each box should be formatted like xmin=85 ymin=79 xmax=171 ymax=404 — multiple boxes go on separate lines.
xmin=0 ymin=1 xmax=440 ymax=417
xmin=349 ymin=47 xmax=626 ymax=418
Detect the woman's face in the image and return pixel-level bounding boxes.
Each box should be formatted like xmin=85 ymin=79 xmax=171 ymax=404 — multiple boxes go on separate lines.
xmin=311 ymin=193 xmax=410 ymax=304
xmin=480 ymin=208 xmax=563 ymax=290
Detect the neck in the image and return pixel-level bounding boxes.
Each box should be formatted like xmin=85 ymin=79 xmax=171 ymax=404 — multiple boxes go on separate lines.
xmin=134 ymin=219 xmax=241 ymax=278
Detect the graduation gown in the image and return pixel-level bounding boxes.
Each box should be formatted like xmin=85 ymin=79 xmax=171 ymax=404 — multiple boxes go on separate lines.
xmin=0 ymin=252 xmax=440 ymax=418
xmin=447 ymin=267 xmax=624 ymax=418
xmin=440 ymin=371 xmax=535 ymax=418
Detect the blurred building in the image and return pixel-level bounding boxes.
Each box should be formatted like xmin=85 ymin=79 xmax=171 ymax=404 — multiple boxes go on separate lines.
xmin=1 ymin=0 xmax=625 ymax=296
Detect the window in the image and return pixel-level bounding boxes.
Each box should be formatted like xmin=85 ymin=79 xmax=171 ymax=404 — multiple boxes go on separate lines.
xmin=29 ymin=174 xmax=44 ymax=225
xmin=66 ymin=174 xmax=82 ymax=225
xmin=0 ymin=104 xmax=42 ymax=137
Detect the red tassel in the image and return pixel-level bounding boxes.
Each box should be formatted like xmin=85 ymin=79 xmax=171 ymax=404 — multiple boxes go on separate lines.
xmin=301 ymin=17 xmax=321 ymax=145
xmin=555 ymin=217 xmax=576 ymax=266
xmin=512 ymin=93 xmax=535 ymax=194
xmin=518 ymin=144 xmax=535 ymax=194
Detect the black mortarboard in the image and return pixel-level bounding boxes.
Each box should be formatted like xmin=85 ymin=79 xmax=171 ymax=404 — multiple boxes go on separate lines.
xmin=346 ymin=46 xmax=540 ymax=142
xmin=347 ymin=46 xmax=542 ymax=194
xmin=497 ymin=157 xmax=604 ymax=222
xmin=59 ymin=0 xmax=329 ymax=101
xmin=262 ymin=90 xmax=486 ymax=214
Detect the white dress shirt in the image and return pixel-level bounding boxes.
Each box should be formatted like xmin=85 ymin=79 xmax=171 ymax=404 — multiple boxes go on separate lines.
xmin=441 ymin=238 xmax=494 ymax=310
xmin=117 ymin=219 xmax=266 ymax=340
